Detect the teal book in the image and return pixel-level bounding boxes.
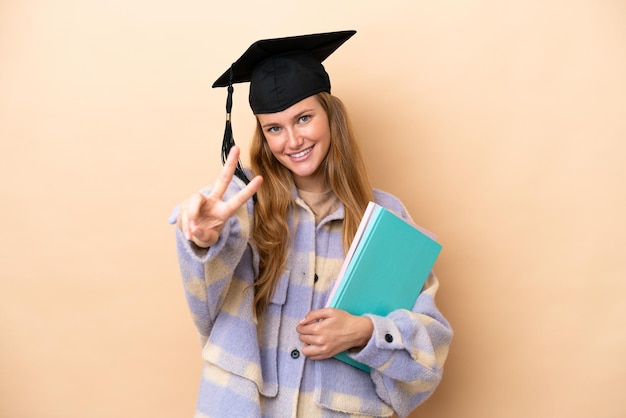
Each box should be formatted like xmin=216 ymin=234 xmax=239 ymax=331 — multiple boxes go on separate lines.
xmin=326 ymin=202 xmax=442 ymax=372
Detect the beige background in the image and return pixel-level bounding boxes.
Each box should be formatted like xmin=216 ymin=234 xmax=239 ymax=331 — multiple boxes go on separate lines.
xmin=1 ymin=1 xmax=625 ymax=417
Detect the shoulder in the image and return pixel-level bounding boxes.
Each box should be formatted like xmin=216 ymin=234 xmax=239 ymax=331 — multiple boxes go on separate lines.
xmin=372 ymin=189 xmax=411 ymax=219
xmin=373 ymin=189 xmax=438 ymax=239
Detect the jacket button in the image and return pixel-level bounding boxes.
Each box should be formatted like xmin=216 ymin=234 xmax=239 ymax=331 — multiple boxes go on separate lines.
xmin=290 ymin=349 xmax=300 ymax=359
xmin=314 ymin=274 xmax=319 ymax=283
xmin=384 ymin=333 xmax=393 ymax=343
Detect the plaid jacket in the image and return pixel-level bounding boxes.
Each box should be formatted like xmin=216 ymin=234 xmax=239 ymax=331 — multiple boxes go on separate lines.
xmin=171 ymin=178 xmax=452 ymax=417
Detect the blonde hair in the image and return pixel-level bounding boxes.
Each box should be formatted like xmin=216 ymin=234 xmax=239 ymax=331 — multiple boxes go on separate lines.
xmin=250 ymin=92 xmax=374 ymax=314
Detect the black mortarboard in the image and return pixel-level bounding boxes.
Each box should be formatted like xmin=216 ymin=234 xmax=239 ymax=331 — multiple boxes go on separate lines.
xmin=212 ymin=30 xmax=356 ymax=185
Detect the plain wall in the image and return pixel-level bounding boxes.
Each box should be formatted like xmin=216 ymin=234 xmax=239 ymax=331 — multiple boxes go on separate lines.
xmin=1 ymin=1 xmax=625 ymax=417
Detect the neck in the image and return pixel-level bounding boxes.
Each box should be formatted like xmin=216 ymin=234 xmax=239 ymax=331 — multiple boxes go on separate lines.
xmin=293 ymin=171 xmax=328 ymax=193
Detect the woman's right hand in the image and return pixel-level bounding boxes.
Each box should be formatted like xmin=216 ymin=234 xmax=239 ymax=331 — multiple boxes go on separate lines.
xmin=176 ymin=146 xmax=263 ymax=248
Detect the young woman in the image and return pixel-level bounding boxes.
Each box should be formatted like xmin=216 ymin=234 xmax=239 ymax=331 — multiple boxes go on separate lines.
xmin=172 ymin=30 xmax=452 ymax=417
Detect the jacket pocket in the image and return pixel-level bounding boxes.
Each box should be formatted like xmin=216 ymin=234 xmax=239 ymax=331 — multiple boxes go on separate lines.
xmin=255 ymin=270 xmax=290 ymax=397
xmin=201 ymin=270 xmax=290 ymax=399
xmin=316 ymin=359 xmax=394 ymax=417
xmin=201 ymin=273 xmax=272 ymax=397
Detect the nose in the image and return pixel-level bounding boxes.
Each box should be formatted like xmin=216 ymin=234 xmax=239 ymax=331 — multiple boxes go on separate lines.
xmin=287 ymin=128 xmax=303 ymax=148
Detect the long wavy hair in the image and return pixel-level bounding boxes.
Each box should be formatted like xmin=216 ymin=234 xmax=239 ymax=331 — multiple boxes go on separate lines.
xmin=249 ymin=92 xmax=374 ymax=315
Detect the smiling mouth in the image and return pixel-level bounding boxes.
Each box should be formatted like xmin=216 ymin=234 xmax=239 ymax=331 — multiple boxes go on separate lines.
xmin=289 ymin=146 xmax=313 ymax=159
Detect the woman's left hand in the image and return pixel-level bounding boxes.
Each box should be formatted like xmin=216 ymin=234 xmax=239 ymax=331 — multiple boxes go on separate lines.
xmin=296 ymin=308 xmax=373 ymax=360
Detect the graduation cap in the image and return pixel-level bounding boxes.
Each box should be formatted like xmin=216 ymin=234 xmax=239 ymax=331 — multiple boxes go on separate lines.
xmin=212 ymin=30 xmax=357 ymax=185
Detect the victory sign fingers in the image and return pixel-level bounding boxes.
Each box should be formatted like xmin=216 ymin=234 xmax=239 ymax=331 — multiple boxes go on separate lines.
xmin=177 ymin=146 xmax=263 ymax=248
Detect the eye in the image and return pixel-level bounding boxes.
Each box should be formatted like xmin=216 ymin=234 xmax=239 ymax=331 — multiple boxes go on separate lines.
xmin=266 ymin=126 xmax=281 ymax=134
xmin=298 ymin=115 xmax=311 ymax=123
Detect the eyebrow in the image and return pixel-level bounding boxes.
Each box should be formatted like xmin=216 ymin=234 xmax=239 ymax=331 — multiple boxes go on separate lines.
xmin=295 ymin=108 xmax=315 ymax=117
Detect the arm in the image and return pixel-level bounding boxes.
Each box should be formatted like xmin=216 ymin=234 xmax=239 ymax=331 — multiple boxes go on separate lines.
xmin=295 ymin=275 xmax=451 ymax=416
xmin=171 ymin=147 xmax=262 ymax=342
xmin=356 ymin=275 xmax=452 ymax=416
xmin=362 ymin=193 xmax=451 ymax=411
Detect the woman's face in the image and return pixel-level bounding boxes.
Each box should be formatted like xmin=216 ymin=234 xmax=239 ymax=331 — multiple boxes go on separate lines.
xmin=257 ymin=96 xmax=331 ymax=192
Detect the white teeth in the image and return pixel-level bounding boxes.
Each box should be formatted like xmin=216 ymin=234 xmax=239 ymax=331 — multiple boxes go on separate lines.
xmin=291 ymin=147 xmax=312 ymax=158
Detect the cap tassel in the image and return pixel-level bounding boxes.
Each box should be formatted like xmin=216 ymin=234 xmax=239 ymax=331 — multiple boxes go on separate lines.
xmin=221 ymin=66 xmax=250 ymax=186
